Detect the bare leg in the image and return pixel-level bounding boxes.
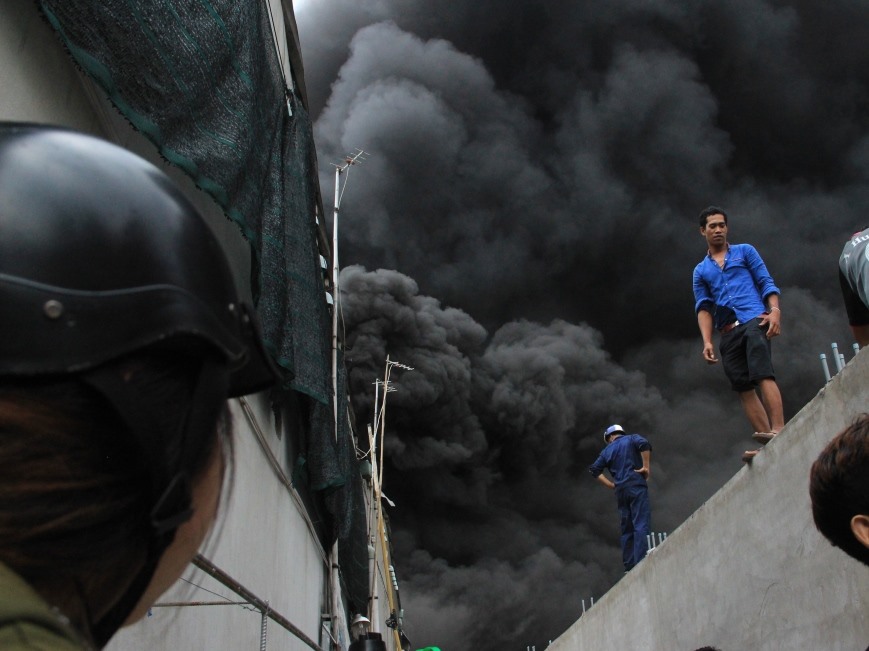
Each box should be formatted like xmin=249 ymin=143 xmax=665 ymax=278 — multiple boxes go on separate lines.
xmin=739 ymin=390 xmax=771 ymax=432
xmin=757 ymin=378 xmax=784 ymax=432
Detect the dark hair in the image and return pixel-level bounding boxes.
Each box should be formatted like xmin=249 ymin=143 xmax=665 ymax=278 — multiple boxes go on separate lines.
xmin=0 ymin=353 xmax=231 ymax=635
xmin=809 ymin=414 xmax=869 ymax=565
xmin=698 ymin=206 xmax=728 ymax=228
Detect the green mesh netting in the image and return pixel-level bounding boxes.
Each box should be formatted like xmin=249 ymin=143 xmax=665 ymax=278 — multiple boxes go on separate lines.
xmin=36 ymin=0 xmax=370 ymax=603
xmin=306 ymin=354 xmax=370 ymax=614
xmin=38 ymin=0 xmax=331 ymax=404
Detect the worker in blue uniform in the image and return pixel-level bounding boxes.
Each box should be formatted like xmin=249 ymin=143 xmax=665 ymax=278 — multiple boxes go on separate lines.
xmin=589 ymin=424 xmax=653 ymax=571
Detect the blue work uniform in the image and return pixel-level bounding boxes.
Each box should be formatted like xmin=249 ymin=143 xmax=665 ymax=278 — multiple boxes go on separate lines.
xmin=589 ymin=434 xmax=652 ymax=571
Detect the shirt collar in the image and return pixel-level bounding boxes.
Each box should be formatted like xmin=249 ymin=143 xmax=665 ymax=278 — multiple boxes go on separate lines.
xmin=706 ymin=242 xmax=730 ymax=259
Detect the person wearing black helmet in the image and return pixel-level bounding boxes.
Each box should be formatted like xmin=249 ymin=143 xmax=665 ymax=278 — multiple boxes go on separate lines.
xmin=589 ymin=424 xmax=653 ymax=572
xmin=0 ymin=124 xmax=277 ymax=649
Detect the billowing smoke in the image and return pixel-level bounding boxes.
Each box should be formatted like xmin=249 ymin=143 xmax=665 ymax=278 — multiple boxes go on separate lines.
xmin=296 ymin=2 xmax=868 ymax=649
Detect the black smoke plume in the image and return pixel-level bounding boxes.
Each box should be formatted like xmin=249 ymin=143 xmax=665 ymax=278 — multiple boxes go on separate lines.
xmin=296 ymin=2 xmax=868 ymax=649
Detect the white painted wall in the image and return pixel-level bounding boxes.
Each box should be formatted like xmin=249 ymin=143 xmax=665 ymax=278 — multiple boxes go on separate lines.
xmin=109 ymin=396 xmax=331 ymax=651
xmin=0 ymin=3 xmax=104 ymax=135
xmin=550 ymin=350 xmax=869 ymax=651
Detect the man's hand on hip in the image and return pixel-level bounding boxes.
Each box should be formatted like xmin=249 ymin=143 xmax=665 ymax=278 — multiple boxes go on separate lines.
xmin=760 ymin=309 xmax=781 ymax=339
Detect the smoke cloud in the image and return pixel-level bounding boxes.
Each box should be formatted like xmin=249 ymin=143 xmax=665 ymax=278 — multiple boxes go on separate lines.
xmin=297 ymin=2 xmax=869 ymax=648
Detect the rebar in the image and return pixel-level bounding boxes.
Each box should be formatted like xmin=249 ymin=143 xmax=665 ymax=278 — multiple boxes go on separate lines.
xmin=820 ymin=353 xmax=831 ymax=382
xmin=832 ymin=343 xmax=844 ymax=372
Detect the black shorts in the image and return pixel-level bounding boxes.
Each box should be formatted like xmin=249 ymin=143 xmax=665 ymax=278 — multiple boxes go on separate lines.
xmin=719 ymin=317 xmax=775 ymax=392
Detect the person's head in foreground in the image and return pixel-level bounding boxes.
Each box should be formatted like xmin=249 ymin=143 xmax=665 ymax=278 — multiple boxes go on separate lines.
xmin=0 ymin=123 xmax=276 ymax=648
xmin=809 ymin=414 xmax=869 ymax=566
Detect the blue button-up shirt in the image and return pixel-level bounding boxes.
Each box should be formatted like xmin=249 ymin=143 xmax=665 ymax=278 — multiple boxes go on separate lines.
xmin=589 ymin=434 xmax=652 ymax=488
xmin=693 ymin=243 xmax=780 ymax=329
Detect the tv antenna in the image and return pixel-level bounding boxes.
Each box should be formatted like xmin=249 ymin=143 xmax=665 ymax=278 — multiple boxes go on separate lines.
xmin=331 ymin=149 xmax=369 ymax=439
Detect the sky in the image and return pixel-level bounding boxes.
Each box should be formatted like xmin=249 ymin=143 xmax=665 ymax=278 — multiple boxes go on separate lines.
xmin=294 ymin=2 xmax=869 ymax=649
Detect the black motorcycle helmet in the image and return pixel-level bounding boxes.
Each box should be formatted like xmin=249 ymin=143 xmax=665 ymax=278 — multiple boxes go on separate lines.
xmin=0 ymin=123 xmax=275 ymax=390
xmin=0 ymin=123 xmax=279 ymax=645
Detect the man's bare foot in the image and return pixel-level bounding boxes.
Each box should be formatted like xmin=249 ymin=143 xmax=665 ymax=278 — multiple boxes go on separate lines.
xmin=742 ymin=448 xmax=761 ymax=463
xmin=752 ymin=431 xmax=776 ymax=445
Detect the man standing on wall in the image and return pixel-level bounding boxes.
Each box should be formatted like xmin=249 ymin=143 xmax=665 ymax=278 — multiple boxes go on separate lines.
xmin=692 ymin=206 xmax=784 ymax=462
xmin=839 ymin=226 xmax=869 ymax=348
xmin=589 ymin=424 xmax=652 ymax=572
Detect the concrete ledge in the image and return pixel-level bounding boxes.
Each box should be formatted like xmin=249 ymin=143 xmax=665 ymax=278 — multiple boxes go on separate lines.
xmin=551 ymin=350 xmax=869 ymax=651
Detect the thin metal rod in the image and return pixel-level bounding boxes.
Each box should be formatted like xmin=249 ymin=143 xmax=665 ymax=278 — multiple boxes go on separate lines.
xmin=330 ymin=164 xmax=342 ymax=648
xmin=192 ymin=555 xmax=323 ymax=651
xmin=820 ymin=354 xmax=831 ymax=383
xmin=332 ymin=164 xmax=342 ymax=442
xmin=378 ymin=357 xmax=392 ymax=491
xmin=152 ymin=601 xmax=252 ymax=608
xmin=832 ymin=343 xmax=844 ymax=372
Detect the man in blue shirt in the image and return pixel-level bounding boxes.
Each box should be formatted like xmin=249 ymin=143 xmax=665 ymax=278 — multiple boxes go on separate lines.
xmin=589 ymin=424 xmax=652 ymax=571
xmin=692 ymin=206 xmax=783 ymax=461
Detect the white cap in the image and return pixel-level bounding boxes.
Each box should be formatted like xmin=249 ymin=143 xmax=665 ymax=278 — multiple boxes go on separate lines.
xmin=604 ymin=424 xmax=625 ymax=440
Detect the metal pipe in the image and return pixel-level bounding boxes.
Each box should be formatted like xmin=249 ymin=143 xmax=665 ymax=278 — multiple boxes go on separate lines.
xmin=840 ymin=353 xmax=846 ymax=369
xmin=332 ymin=164 xmax=341 ymax=440
xmin=832 ymin=343 xmax=844 ymax=372
xmin=820 ymin=354 xmax=831 ymax=382
xmin=192 ymin=555 xmax=323 ymax=651
xmin=152 ymin=601 xmax=252 ymax=608
xmin=855 ymin=343 xmax=862 ymax=357
xmin=330 ymin=543 xmax=341 ymax=643
xmin=330 ymin=164 xmax=342 ymax=650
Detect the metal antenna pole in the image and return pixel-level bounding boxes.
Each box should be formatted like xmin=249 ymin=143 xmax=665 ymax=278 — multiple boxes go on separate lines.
xmin=331 ymin=149 xmax=367 ymax=440
xmin=377 ymin=358 xmax=414 ymax=490
xmin=328 ymin=149 xmax=366 ymax=651
xmin=368 ymin=358 xmax=412 ymax=633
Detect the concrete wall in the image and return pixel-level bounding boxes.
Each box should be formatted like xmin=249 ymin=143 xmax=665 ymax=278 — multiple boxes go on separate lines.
xmin=550 ymin=349 xmax=869 ymax=651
